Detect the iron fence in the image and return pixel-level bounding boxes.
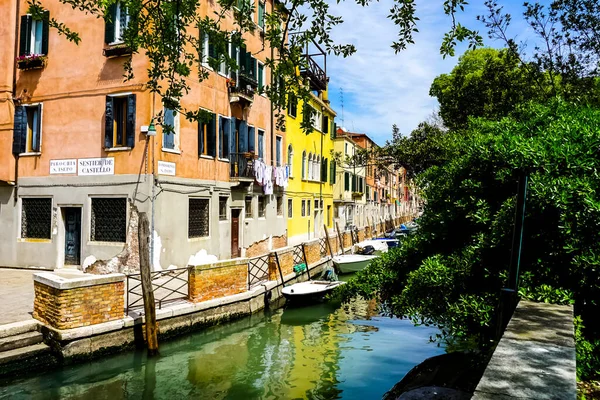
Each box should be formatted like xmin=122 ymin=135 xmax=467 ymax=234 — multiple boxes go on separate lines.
xmin=126 ymin=267 xmax=190 ymax=314
xmin=248 ymin=254 xmax=270 ymax=289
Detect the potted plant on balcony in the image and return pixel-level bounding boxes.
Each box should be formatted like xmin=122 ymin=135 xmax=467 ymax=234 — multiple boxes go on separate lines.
xmin=16 ymin=54 xmax=47 ymax=70
xmin=103 ymin=43 xmax=133 ymax=58
xmin=226 ymin=78 xmax=236 ymax=88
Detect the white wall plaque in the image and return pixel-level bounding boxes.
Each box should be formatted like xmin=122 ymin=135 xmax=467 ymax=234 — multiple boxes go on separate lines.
xmin=158 ymin=161 xmax=176 ymax=176
xmin=50 ymin=159 xmax=77 ymax=174
xmin=78 ymin=158 xmax=115 ymax=176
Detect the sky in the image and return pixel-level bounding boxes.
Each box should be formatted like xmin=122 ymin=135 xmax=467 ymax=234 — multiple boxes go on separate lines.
xmin=322 ymin=0 xmax=542 ymax=145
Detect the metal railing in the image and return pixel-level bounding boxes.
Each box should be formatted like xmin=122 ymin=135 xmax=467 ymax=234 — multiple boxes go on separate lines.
xmin=230 ymin=152 xmax=256 ymax=179
xmin=248 ymin=254 xmax=270 ymax=289
xmin=126 ymin=267 xmax=190 ymax=313
xmin=300 ymin=55 xmax=327 ymax=91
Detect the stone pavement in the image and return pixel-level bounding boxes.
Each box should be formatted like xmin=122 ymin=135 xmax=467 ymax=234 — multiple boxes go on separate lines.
xmin=473 ymin=300 xmax=576 ymax=399
xmin=0 ymin=268 xmax=36 ymax=325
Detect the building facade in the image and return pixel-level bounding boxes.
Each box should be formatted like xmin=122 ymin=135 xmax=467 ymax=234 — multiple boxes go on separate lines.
xmin=0 ymin=0 xmax=288 ymax=270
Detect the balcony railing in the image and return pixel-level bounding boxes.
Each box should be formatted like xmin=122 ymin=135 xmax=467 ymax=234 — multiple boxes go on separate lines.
xmin=229 ymin=85 xmax=255 ymax=104
xmin=300 ymin=55 xmax=327 ymax=91
xmin=230 ymin=152 xmax=256 ymax=180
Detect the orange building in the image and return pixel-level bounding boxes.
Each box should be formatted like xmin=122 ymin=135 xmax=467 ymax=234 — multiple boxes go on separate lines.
xmin=0 ymin=0 xmax=288 ymax=269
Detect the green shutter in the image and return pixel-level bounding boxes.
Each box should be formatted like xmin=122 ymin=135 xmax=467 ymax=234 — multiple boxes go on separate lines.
xmin=32 ymin=105 xmax=42 ymax=152
xmin=321 ymin=158 xmax=328 ymax=182
xmin=126 ymin=94 xmax=136 ymax=148
xmin=258 ymin=2 xmax=265 ymax=28
xmin=41 ymin=10 xmax=49 ymax=55
xmin=198 ymin=121 xmax=204 ymax=156
xmin=344 ymin=172 xmax=349 ymax=191
xmin=322 ymin=115 xmax=329 ymax=133
xmin=352 ymin=174 xmax=356 ymax=191
xmin=208 ymin=113 xmax=217 ymax=157
xmin=105 ymin=4 xmax=116 ymax=44
xmin=19 ymin=15 xmax=32 ymax=56
xmin=13 ymin=106 xmax=27 ymax=154
xmin=104 ymin=96 xmax=114 ymax=148
xmin=329 ymin=161 xmax=334 ymax=184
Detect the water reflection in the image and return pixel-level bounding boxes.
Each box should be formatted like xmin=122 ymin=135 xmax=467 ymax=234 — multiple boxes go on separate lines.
xmin=0 ymin=298 xmax=444 ymax=400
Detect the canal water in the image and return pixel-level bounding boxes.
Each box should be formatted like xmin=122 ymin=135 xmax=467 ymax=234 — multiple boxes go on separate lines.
xmin=0 ymin=298 xmax=444 ymax=399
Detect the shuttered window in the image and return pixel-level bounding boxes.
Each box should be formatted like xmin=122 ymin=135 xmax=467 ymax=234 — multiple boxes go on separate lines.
xmin=322 ymin=115 xmax=329 ymax=134
xmin=258 ymin=2 xmax=265 ymax=28
xmin=199 ymin=112 xmax=217 ymax=157
xmin=162 ymin=106 xmax=178 ymax=150
xmin=321 ymin=158 xmax=328 ymax=182
xmin=19 ymin=12 xmax=49 ymax=56
xmin=13 ymin=104 xmax=42 ymax=155
xmin=329 ymin=161 xmax=336 ymax=184
xmin=257 ymin=129 xmax=265 ymax=159
xmin=276 ymin=136 xmax=282 ymax=167
xmin=258 ymin=63 xmax=265 ymax=90
xmin=105 ymin=94 xmax=136 ymax=149
xmin=288 ymin=95 xmax=297 ymax=118
xmin=104 ymin=2 xmax=130 ymax=44
xmin=219 ymin=116 xmax=231 ymax=159
xmin=344 ymin=172 xmax=350 ymax=191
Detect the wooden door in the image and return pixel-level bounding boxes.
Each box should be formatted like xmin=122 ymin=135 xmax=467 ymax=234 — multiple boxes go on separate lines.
xmin=64 ymin=208 xmax=81 ymax=265
xmin=231 ymin=209 xmax=241 ymax=258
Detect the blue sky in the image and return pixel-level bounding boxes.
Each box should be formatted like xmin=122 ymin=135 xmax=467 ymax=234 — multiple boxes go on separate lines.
xmin=323 ymin=0 xmax=546 ymax=145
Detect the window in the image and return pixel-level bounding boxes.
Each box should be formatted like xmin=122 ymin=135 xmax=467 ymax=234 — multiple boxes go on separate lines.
xmin=91 ymin=198 xmax=127 ymax=242
xmin=105 ymin=94 xmax=136 ymax=149
xmin=219 ymin=197 xmax=228 ymax=220
xmin=327 ymin=205 xmax=332 ymax=226
xmin=258 ymin=196 xmax=266 ymax=218
xmin=21 ymin=198 xmax=51 ymax=239
xmin=352 ymin=174 xmax=357 ymax=191
xmin=288 ymin=199 xmax=293 ymax=218
xmin=314 ymin=199 xmax=319 ymax=210
xmin=162 ymin=106 xmax=179 ymax=150
xmin=288 ymin=95 xmax=297 ymax=118
xmin=322 ymin=115 xmax=329 ymax=134
xmin=219 ymin=116 xmax=231 ymax=159
xmin=105 ymin=2 xmax=130 ymax=44
xmin=321 ymin=158 xmax=328 ymax=182
xmin=258 ymin=62 xmax=265 ymax=91
xmin=276 ymin=136 xmax=282 ymax=167
xmin=287 ymin=145 xmax=293 ymax=177
xmin=245 ymin=196 xmax=253 ymax=218
xmin=301 ymin=200 xmax=306 ymax=217
xmin=329 ymin=161 xmax=336 ymax=184
xmin=12 ymin=104 xmax=42 ymax=154
xmin=276 ymin=196 xmax=283 ymax=216
xmin=307 ymin=198 xmax=311 ymax=214
xmin=344 ymin=172 xmax=350 ymax=191
xmin=310 ymin=106 xmax=322 ymax=131
xmin=198 ymin=112 xmax=217 ymax=157
xmin=188 ymin=198 xmax=210 ymax=238
xmin=308 ymin=153 xmax=313 ymax=180
xmin=315 ymin=156 xmax=320 ymax=181
xmin=345 ymin=143 xmax=348 ymax=155
xmin=258 ymin=1 xmax=265 ymax=28
xmin=19 ymin=12 xmax=49 ymax=56
xmin=258 ymin=129 xmax=265 ymax=160
xmin=301 ymin=151 xmax=306 ymax=179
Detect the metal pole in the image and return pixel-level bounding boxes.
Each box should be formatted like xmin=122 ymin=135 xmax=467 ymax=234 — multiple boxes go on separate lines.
xmin=274 ymin=251 xmax=285 ymax=287
xmin=508 ymin=174 xmax=528 ymax=291
xmin=301 ymin=243 xmax=311 ymax=280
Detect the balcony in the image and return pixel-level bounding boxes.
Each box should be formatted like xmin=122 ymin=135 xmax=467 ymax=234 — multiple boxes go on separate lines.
xmin=300 ymin=55 xmax=327 ymax=92
xmin=230 ymin=152 xmax=256 ymax=183
xmin=229 ymin=84 xmax=255 ymax=106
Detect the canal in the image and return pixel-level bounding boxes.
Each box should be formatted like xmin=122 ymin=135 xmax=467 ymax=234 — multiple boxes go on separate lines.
xmin=0 ymin=297 xmax=444 ymax=399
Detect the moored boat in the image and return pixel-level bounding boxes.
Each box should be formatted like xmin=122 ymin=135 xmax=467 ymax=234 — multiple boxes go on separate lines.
xmin=332 ymin=254 xmax=378 ymax=274
xmin=353 ymin=240 xmax=389 ymax=255
xmin=281 ymin=280 xmax=346 ymax=303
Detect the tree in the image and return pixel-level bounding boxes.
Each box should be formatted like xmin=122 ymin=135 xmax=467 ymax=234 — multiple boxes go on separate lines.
xmin=429 ymin=48 xmax=542 ymax=130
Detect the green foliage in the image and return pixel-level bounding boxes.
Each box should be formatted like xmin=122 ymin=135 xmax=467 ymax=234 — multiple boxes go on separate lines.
xmin=575 ymin=316 xmax=600 ymax=381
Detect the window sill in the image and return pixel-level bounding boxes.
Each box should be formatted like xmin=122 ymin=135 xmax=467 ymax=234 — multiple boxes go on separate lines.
xmin=200 ymin=155 xmax=215 ymax=160
xmin=18 ymin=238 xmax=51 ymax=243
xmin=162 ymin=148 xmax=181 ymax=155
xmin=19 ymin=152 xmax=41 ymax=157
xmin=218 ymin=158 xmax=230 ymax=163
xmin=288 ymin=114 xmax=297 ymax=119
xmin=188 ymin=236 xmax=210 ymax=242
xmin=88 ymin=241 xmax=125 ymax=246
xmin=105 ymin=147 xmax=132 ymax=152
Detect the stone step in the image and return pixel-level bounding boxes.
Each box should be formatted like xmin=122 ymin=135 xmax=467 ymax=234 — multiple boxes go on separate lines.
xmin=0 ymin=343 xmax=51 ymax=366
xmin=0 ymin=331 xmax=43 ymax=352
xmin=0 ymin=320 xmax=39 ymax=339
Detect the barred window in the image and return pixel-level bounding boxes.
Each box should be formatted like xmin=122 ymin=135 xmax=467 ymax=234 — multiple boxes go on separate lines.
xmin=219 ymin=197 xmax=228 ymax=220
xmin=276 ymin=196 xmax=283 ymax=216
xmin=301 ymin=200 xmax=306 ymax=217
xmin=245 ymin=196 xmax=253 ymax=218
xmin=21 ymin=198 xmax=52 ymax=239
xmin=189 ymin=198 xmax=209 ymax=238
xmin=91 ymin=198 xmax=127 ymax=242
xmin=288 ymin=199 xmax=293 ymax=218
xmin=258 ymin=196 xmax=266 ymax=218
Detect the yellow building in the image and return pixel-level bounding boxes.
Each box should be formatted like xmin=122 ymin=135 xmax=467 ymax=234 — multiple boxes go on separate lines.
xmin=285 ymin=51 xmax=336 ymax=245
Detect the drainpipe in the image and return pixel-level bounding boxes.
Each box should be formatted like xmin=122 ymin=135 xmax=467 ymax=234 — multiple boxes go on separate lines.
xmin=150 ymin=92 xmax=156 ymax=270
xmin=319 ymin=117 xmax=323 ymax=236
xmin=12 ymin=0 xmax=21 ymax=203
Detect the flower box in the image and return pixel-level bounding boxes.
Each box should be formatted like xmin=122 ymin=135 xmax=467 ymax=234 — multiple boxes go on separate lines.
xmin=16 ymin=55 xmax=47 ymax=71
xmin=103 ymin=44 xmax=133 ymax=58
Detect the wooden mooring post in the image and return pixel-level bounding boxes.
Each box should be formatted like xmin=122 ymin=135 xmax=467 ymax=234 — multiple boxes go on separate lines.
xmin=138 ymin=211 xmax=158 ymax=355
xmin=323 ymin=225 xmax=335 ymax=257
xmin=335 ymin=222 xmax=344 ymax=254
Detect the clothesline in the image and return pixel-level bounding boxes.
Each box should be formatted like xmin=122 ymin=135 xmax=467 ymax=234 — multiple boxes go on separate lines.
xmin=254 ymin=160 xmax=289 ymax=194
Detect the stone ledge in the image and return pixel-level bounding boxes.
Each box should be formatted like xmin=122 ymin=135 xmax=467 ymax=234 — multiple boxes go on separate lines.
xmin=189 ymin=258 xmax=248 ymax=271
xmin=33 ymin=272 xmax=125 ymax=290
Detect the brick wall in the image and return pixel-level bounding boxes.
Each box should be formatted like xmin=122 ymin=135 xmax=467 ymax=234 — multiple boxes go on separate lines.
xmin=245 ymin=234 xmax=287 ymax=258
xmin=268 ymin=247 xmax=294 ymax=280
xmin=189 ymin=259 xmax=248 ymax=302
xmin=342 ymin=232 xmax=352 ymax=249
xmin=357 ymin=229 xmax=365 ymax=242
xmin=33 ymin=280 xmax=124 ymax=329
xmin=365 ymin=226 xmax=372 ymax=239
xmin=304 ymin=239 xmax=321 ymax=265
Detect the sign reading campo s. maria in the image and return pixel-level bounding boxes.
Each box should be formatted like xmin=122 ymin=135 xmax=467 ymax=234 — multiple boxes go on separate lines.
xmin=50 ymin=158 xmax=115 ymax=176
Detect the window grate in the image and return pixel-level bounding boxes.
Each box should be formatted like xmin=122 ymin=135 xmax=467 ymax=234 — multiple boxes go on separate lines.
xmin=189 ymin=198 xmax=209 ymax=238
xmin=21 ymin=198 xmax=52 ymax=239
xmin=91 ymin=198 xmax=127 ymax=242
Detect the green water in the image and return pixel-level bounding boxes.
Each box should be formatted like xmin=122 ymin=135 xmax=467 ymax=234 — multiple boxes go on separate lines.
xmin=0 ymin=299 xmax=444 ymax=400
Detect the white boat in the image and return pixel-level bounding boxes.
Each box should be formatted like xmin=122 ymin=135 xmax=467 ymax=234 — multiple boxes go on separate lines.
xmin=332 ymin=254 xmax=378 ymax=274
xmin=353 ymin=240 xmax=389 ymax=255
xmin=282 ymin=280 xmax=346 ymax=303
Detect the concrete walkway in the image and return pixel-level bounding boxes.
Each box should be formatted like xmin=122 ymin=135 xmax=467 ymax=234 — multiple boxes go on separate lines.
xmin=473 ymin=300 xmax=576 ymax=399
xmin=0 ymin=268 xmax=36 ymax=325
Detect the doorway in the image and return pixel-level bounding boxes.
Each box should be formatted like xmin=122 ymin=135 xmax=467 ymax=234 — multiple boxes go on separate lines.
xmin=231 ymin=208 xmax=241 ymax=258
xmin=63 ymin=207 xmax=81 ymax=265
